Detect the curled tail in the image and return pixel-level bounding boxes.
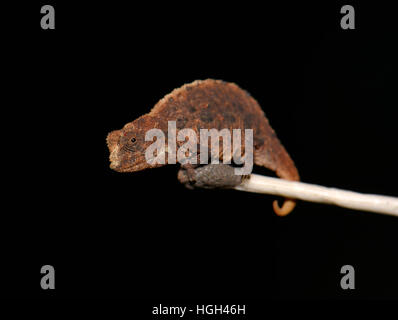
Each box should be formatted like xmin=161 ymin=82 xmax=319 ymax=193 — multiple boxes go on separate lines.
xmin=273 ymin=198 xmax=296 ymax=216
xmin=254 ymin=133 xmax=300 ymax=216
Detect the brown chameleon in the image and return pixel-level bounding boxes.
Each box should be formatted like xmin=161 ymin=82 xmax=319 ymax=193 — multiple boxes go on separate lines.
xmin=106 ymin=79 xmax=300 ymax=216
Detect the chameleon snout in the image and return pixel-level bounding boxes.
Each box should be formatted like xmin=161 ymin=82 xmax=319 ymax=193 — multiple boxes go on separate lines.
xmin=109 ymin=152 xmax=121 ymax=170
xmin=108 ymin=145 xmax=121 ymax=169
xmin=107 ymin=130 xmax=122 ymax=170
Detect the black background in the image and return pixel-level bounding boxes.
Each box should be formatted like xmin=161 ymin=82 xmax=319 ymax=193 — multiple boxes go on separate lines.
xmin=2 ymin=0 xmax=398 ymax=303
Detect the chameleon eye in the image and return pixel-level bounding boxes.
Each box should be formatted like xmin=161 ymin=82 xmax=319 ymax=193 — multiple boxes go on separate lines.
xmin=131 ymin=137 xmax=137 ymax=143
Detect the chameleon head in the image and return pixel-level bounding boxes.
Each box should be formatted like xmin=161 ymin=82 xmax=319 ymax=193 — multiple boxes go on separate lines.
xmin=106 ymin=118 xmax=156 ymax=172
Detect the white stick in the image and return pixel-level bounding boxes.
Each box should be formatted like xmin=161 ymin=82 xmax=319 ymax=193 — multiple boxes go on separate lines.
xmin=235 ymin=174 xmax=398 ymax=217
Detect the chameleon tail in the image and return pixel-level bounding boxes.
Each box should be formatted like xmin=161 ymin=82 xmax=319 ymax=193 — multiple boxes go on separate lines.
xmin=273 ymin=199 xmax=296 ymax=216
xmin=255 ymin=136 xmax=300 ymax=216
xmin=273 ymin=144 xmax=299 ymax=216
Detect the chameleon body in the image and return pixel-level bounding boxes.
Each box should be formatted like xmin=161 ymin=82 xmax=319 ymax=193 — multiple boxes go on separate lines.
xmin=107 ymin=79 xmax=299 ymax=215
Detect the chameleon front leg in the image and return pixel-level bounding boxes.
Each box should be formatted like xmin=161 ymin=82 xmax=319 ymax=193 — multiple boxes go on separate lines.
xmin=178 ymin=163 xmax=249 ymax=190
xmin=180 ymin=163 xmax=199 ymax=184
